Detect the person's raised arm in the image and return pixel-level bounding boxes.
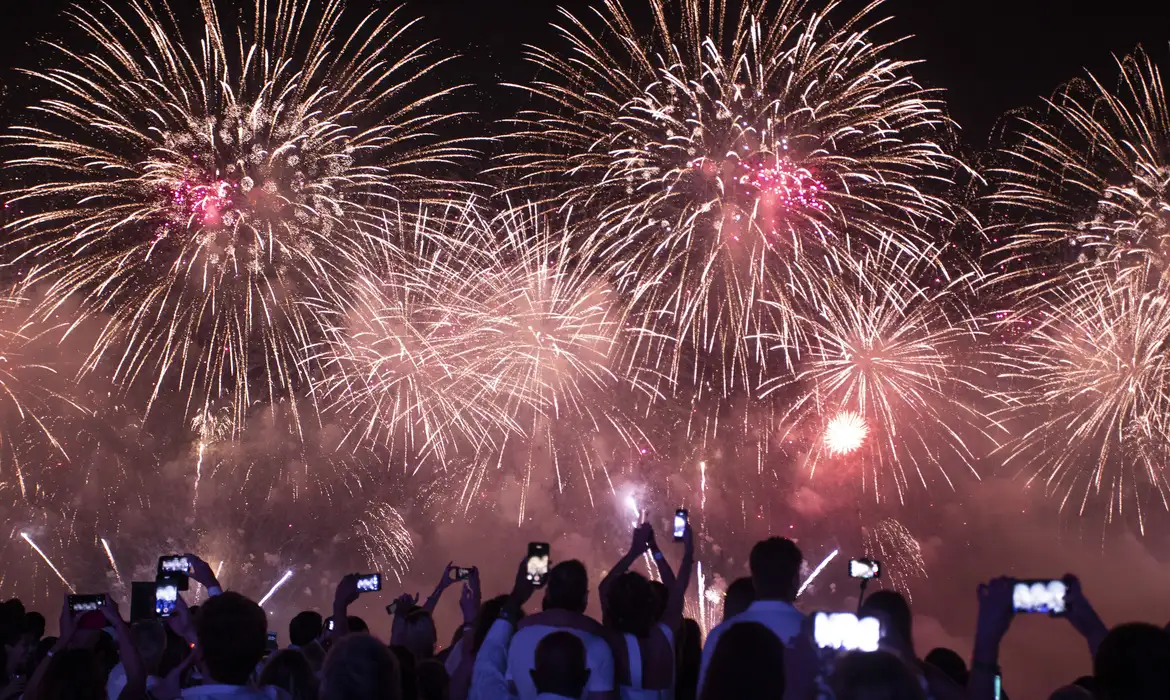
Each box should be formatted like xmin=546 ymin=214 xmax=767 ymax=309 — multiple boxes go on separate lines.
xmin=661 ymin=522 xmax=694 ymax=631
xmin=331 ymin=574 xmax=359 ymax=639
xmin=448 ymin=569 xmax=481 ymax=700
xmin=647 ymin=526 xmax=675 ymax=590
xmin=388 ymin=592 xmax=420 ymax=646
xmin=186 ymin=553 xmax=222 ymax=595
xmin=422 ymin=562 xmax=458 ymax=614
xmin=599 ymin=523 xmax=652 ymax=617
xmin=1063 ymin=574 xmax=1107 ymax=657
xmin=968 ymin=577 xmax=1014 ymax=700
xmin=102 ymin=599 xmax=146 ymax=700
xmin=472 ymin=557 xmax=536 ymax=700
xmin=21 ymin=596 xmax=80 ymax=700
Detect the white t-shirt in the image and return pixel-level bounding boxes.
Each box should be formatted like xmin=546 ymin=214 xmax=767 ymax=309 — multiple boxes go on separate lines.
xmin=507 ymin=624 xmax=615 ymax=699
xmin=697 ymin=600 xmax=804 ymax=691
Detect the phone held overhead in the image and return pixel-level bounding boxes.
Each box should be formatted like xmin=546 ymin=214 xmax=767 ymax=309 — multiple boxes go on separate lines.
xmin=526 ymin=543 xmax=550 ymax=587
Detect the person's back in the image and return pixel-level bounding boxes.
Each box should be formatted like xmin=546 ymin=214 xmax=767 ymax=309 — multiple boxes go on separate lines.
xmin=829 ymin=650 xmax=927 ymax=700
xmin=185 ymin=591 xmax=288 ymax=700
xmin=674 ymin=619 xmax=701 ymax=700
xmin=106 ymin=620 xmax=167 ymax=700
xmin=606 ymin=571 xmax=673 ymax=700
xmin=33 ymin=648 xmax=105 ymax=700
xmin=417 ymin=659 xmax=449 ymax=700
xmin=259 ymin=649 xmax=319 ymax=700
xmin=1094 ymin=623 xmax=1170 ymax=700
xmin=531 ymin=632 xmax=592 ymax=700
xmin=698 ymin=538 xmax=803 ymax=688
xmin=923 ymin=648 xmax=967 ymax=687
xmin=507 ymin=560 xmax=615 ymax=700
xmin=698 ymin=622 xmax=784 ymax=700
xmin=320 ymin=634 xmax=402 ymax=700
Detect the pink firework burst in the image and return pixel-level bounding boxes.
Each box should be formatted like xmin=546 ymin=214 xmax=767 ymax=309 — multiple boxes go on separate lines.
xmin=738 ymin=159 xmax=825 ymax=211
xmin=171 ymin=179 xmax=235 ymax=225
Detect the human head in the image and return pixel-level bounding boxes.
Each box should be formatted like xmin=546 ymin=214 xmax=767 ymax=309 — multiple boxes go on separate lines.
xmin=748 ymin=538 xmax=802 ymax=601
xmin=400 ymin=608 xmax=438 ymax=660
xmin=648 ymin=581 xmax=669 ymax=623
xmin=260 ymin=649 xmax=320 ymax=700
xmin=924 ymin=647 xmax=967 ymax=687
xmin=289 ymin=611 xmax=324 ymax=647
xmin=530 ymin=631 xmax=591 ymax=698
xmin=320 ymin=634 xmax=401 ymax=700
xmin=130 ymin=620 xmax=169 ymax=676
xmin=606 ymin=571 xmax=655 ymax=637
xmin=723 ymin=577 xmax=755 ymax=620
xmin=829 ymin=650 xmax=927 ymax=700
xmin=197 ymin=591 xmax=268 ymax=685
xmin=389 ymin=646 xmax=417 ymax=700
xmin=543 ymin=560 xmax=589 ymax=614
xmin=417 ymin=658 xmax=450 ymax=700
xmin=24 ymin=612 xmax=46 ymax=642
xmin=1048 ymin=686 xmax=1093 ymax=700
xmin=35 ymin=648 xmax=106 ymax=700
xmin=1093 ymin=622 xmax=1170 ymax=700
xmin=473 ymin=595 xmax=521 ymax=654
xmin=699 ymin=622 xmax=784 ymax=700
xmin=347 ymin=616 xmax=370 ymax=634
xmin=859 ymin=590 xmax=913 ymax=655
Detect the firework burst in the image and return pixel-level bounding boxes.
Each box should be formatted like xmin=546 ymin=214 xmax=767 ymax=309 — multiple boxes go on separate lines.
xmin=500 ymin=0 xmax=965 ymax=393
xmin=4 ymin=0 xmax=473 ymax=430
xmin=994 ymin=265 xmax=1170 ymax=532
xmin=765 ymin=256 xmax=991 ymax=501
xmin=862 ymin=517 xmax=927 ymax=600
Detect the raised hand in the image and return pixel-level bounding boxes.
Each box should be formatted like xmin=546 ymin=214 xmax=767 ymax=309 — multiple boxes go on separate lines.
xmin=185 ymin=553 xmax=220 ymax=590
xmin=1063 ymin=574 xmax=1107 ymax=655
xmin=335 ymin=574 xmax=361 ymax=609
xmin=459 ymin=568 xmax=481 ymax=624
xmin=630 ymin=522 xmax=653 ymax=555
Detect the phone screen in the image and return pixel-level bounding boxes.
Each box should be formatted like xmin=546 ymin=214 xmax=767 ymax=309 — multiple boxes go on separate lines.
xmin=449 ymin=567 xmax=473 ymax=582
xmin=326 ymin=618 xmax=335 ymax=631
xmin=673 ymin=509 xmax=687 ymax=541
xmin=67 ymin=594 xmax=106 ymax=614
xmin=155 ymin=582 xmax=179 ymax=618
xmin=1012 ymin=579 xmax=1067 ymax=614
xmin=813 ymin=612 xmax=881 ymax=652
xmin=526 ymin=543 xmax=550 ymax=586
xmin=849 ymin=558 xmax=881 ymax=580
xmin=356 ymin=573 xmax=382 ymax=593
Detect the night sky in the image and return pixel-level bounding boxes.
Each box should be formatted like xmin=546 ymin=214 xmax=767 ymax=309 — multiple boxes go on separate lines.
xmin=2 ymin=1 xmax=1170 ymax=697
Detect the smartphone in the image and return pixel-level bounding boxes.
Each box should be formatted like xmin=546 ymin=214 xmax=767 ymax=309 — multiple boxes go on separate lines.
xmin=356 ymin=573 xmax=382 ymax=593
xmin=326 ymin=617 xmax=335 ymax=632
xmin=813 ymin=612 xmax=881 ymax=652
xmin=266 ymin=631 xmax=278 ymax=651
xmin=1012 ymin=579 xmax=1067 ymax=615
xmin=673 ymin=509 xmax=688 ymax=541
xmin=526 ymin=542 xmax=550 ymax=587
xmin=155 ymin=580 xmax=179 ymax=618
xmin=67 ymin=594 xmax=107 ymax=614
xmin=448 ymin=567 xmax=473 ymax=582
xmin=158 ymin=555 xmax=191 ymax=591
xmin=849 ymin=558 xmax=881 ymax=580
xmin=386 ymin=601 xmax=399 ymax=616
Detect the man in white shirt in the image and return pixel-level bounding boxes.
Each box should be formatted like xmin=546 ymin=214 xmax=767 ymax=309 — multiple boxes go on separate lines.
xmin=531 ymin=632 xmax=591 ymax=700
xmin=507 ymin=560 xmax=615 ymax=700
xmin=174 ymin=592 xmax=290 ymax=700
xmin=698 ymin=537 xmax=805 ymax=690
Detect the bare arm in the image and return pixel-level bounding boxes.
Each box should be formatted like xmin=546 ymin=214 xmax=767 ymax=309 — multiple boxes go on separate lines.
xmin=105 ymin=602 xmax=146 ymax=700
xmin=647 ymin=528 xmax=675 ymax=590
xmin=968 ymin=578 xmax=1014 ymax=700
xmin=22 ymin=597 xmax=79 ymax=700
xmin=600 ymin=523 xmax=652 ymax=617
xmin=422 ymin=562 xmax=457 ymax=614
xmin=661 ymin=523 xmax=694 ymax=631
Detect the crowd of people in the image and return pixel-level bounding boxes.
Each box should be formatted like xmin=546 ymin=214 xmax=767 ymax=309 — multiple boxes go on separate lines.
xmin=2 ymin=520 xmax=1168 ymax=700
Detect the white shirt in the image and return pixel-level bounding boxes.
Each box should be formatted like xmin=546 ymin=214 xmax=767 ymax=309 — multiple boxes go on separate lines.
xmin=471 ymin=619 xmax=515 ymax=700
xmin=697 ymin=600 xmax=804 ymax=691
xmin=105 ymin=662 xmax=160 ymax=700
xmin=181 ymin=684 xmax=292 ymax=700
xmin=507 ymin=623 xmax=614 ymax=700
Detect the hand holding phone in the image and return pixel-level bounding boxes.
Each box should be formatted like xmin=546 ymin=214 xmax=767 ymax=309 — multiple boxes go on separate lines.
xmin=355 ymin=573 xmax=382 ymax=593
xmin=155 ymin=580 xmax=180 ymax=618
xmin=158 ymin=555 xmax=191 ymax=591
xmin=849 ymin=558 xmax=881 ymax=580
xmin=448 ymin=567 xmax=474 ymax=582
xmin=1011 ymin=579 xmax=1067 ymax=615
xmin=673 ymin=509 xmax=688 ymax=542
xmin=67 ymin=594 xmax=107 ymax=614
xmin=526 ymin=543 xmax=550 ymax=587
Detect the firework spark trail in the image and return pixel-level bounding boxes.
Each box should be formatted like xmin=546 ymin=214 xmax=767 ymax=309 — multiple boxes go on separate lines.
xmin=797 ymin=548 xmax=839 ymax=598
xmin=4 ymin=0 xmax=474 ymax=432
xmin=697 ymin=561 xmax=707 ymax=637
xmin=21 ymin=532 xmax=73 ymax=592
xmin=499 ymin=0 xmax=967 ymax=398
xmin=765 ymin=255 xmax=992 ymax=501
xmin=258 ymin=569 xmax=294 ymax=607
xmin=862 ymin=519 xmax=926 ymax=600
xmin=100 ymin=537 xmax=123 ymax=585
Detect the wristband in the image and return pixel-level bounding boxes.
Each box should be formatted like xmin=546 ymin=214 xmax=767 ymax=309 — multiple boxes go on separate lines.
xmin=653 ymin=551 xmax=664 ymax=561
xmin=207 ymin=585 xmax=223 ymax=597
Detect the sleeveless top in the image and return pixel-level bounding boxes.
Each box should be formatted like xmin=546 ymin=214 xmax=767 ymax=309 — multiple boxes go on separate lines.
xmin=619 ymin=623 xmax=675 ymax=700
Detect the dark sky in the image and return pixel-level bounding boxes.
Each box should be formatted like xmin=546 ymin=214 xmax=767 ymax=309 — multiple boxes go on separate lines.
xmin=2 ymin=0 xmax=1168 ymax=144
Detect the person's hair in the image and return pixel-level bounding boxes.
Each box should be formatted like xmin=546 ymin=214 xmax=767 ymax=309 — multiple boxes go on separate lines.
xmin=260 ymin=649 xmax=320 ymax=700
xmin=416 ymin=659 xmax=449 ymax=700
xmin=196 ymin=591 xmax=268 ymax=685
xmin=390 ymin=645 xmax=417 ymax=700
xmin=924 ymin=647 xmax=968 ymax=687
xmin=24 ymin=612 xmax=46 ymax=641
xmin=829 ymin=650 xmax=927 ymax=700
xmin=531 ymin=631 xmax=590 ymax=698
xmin=32 ymin=648 xmax=105 ymax=700
xmin=347 ymin=616 xmax=370 ymax=634
xmin=544 ymin=560 xmax=589 ymax=613
xmin=130 ymin=620 xmax=169 ymax=676
xmin=606 ymin=571 xmax=655 ymax=637
xmin=289 ymin=611 xmax=324 ymax=647
xmin=401 ymin=608 xmax=438 ymax=660
xmin=699 ymin=622 xmax=784 ymax=700
xmin=859 ymin=590 xmax=913 ymax=653
xmin=472 ymin=595 xmax=522 ymax=654
xmin=722 ymin=577 xmax=755 ymax=621
xmin=675 ymin=618 xmax=702 ymax=700
xmin=1093 ymin=622 xmax=1170 ymax=700
xmin=320 ymin=634 xmax=401 ymax=700
xmin=647 ymin=581 xmax=669 ymax=623
xmin=748 ymin=538 xmax=802 ymax=601
xmin=1048 ymin=685 xmax=1094 ymax=700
